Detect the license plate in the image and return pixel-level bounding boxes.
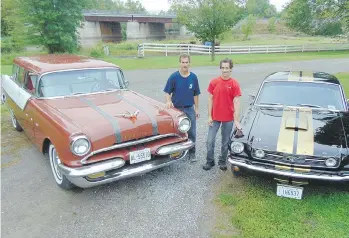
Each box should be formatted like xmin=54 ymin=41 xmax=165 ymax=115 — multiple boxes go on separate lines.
xmin=276 ymin=184 xmax=304 ymax=200
xmin=129 ymin=148 xmax=151 ymax=164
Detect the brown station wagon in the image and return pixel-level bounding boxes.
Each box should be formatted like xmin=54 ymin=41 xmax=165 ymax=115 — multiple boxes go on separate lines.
xmin=1 ymin=54 xmax=194 ymax=189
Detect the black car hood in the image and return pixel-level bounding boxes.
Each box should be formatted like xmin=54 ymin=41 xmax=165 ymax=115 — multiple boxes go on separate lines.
xmin=245 ymin=107 xmax=348 ymax=158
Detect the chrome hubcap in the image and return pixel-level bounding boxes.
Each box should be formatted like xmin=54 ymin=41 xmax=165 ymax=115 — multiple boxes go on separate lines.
xmin=51 ymin=147 xmax=62 ymax=181
xmin=10 ymin=110 xmax=17 ymax=128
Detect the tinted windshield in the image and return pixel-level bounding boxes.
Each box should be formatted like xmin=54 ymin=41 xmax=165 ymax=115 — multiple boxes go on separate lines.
xmin=38 ymin=68 xmax=126 ymax=97
xmin=255 ymin=81 xmax=345 ymax=111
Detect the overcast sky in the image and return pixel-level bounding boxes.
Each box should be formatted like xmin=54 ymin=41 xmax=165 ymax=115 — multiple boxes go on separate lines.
xmin=140 ymin=0 xmax=291 ymax=13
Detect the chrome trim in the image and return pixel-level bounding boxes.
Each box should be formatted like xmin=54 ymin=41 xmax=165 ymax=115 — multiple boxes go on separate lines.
xmin=227 ymin=158 xmax=349 ymax=182
xmin=65 ymin=150 xmax=189 ymax=188
xmin=58 ymin=158 xmax=125 ymax=177
xmin=252 ymin=152 xmax=340 ymax=169
xmin=70 ymin=135 xmax=91 ymax=156
xmin=178 ymin=116 xmax=191 ymax=133
xmin=80 ymin=133 xmax=181 ymax=164
xmin=156 ymin=140 xmax=194 ymax=155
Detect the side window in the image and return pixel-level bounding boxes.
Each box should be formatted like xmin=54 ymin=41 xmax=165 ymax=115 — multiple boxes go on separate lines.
xmin=12 ymin=65 xmax=19 ymax=81
xmin=23 ymin=71 xmax=38 ymax=95
xmin=17 ymin=67 xmax=25 ymax=87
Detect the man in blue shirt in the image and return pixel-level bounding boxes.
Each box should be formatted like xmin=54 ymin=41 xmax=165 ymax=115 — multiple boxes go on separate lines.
xmin=163 ymin=53 xmax=201 ymax=162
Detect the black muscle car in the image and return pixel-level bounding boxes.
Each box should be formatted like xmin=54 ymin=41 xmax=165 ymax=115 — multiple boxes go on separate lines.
xmin=228 ymin=71 xmax=349 ymax=199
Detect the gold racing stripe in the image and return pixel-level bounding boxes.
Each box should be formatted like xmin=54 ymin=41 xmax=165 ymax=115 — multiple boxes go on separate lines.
xmin=301 ymin=71 xmax=314 ymax=81
xmin=275 ymin=165 xmax=291 ymax=170
xmin=277 ymin=108 xmax=297 ymax=154
xmin=296 ymin=108 xmax=314 ymax=155
xmin=294 ymin=167 xmax=311 ymax=173
xmin=288 ymin=71 xmax=300 ymax=81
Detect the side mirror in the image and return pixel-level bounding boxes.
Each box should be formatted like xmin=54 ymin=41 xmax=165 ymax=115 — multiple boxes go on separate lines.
xmin=125 ymin=81 xmax=130 ymax=87
xmin=249 ymin=94 xmax=256 ymax=105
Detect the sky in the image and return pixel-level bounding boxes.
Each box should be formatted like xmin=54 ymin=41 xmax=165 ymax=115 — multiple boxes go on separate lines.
xmin=140 ymin=0 xmax=291 ymax=13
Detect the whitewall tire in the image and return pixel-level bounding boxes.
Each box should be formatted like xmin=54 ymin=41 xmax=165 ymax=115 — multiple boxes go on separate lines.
xmin=48 ymin=143 xmax=74 ymax=189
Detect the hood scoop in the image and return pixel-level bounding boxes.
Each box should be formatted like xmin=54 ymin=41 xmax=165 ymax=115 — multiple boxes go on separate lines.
xmin=285 ymin=114 xmax=309 ymax=131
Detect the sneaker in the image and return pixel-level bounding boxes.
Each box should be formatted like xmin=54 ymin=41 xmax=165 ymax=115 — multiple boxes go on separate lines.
xmin=203 ymin=161 xmax=215 ymax=170
xmin=189 ymin=152 xmax=198 ymax=162
xmin=218 ymin=161 xmax=227 ymax=171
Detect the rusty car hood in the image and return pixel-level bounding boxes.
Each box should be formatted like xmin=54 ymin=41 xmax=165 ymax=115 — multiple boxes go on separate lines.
xmin=42 ymin=90 xmax=178 ymax=148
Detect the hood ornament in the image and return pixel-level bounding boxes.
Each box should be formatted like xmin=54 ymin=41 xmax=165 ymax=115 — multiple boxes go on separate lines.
xmin=115 ymin=110 xmax=140 ymax=122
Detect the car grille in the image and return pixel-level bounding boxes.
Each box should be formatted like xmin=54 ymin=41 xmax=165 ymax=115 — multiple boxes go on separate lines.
xmin=251 ymin=150 xmax=341 ymax=169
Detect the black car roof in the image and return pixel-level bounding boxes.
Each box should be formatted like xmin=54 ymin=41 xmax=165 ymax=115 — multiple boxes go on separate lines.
xmin=264 ymin=71 xmax=341 ymax=85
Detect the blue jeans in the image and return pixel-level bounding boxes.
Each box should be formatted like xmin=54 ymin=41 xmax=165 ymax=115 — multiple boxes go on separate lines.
xmin=175 ymin=106 xmax=196 ymax=152
xmin=206 ymin=120 xmax=234 ymax=164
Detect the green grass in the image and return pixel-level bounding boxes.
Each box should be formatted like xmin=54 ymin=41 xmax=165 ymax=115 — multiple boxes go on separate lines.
xmin=217 ymin=176 xmax=349 ymax=238
xmin=101 ymin=51 xmax=349 ymax=70
xmin=215 ymin=72 xmax=349 ymax=238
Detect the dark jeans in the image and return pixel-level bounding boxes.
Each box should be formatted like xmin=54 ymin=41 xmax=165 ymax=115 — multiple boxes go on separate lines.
xmin=206 ymin=120 xmax=234 ymax=164
xmin=175 ymin=106 xmax=196 ymax=153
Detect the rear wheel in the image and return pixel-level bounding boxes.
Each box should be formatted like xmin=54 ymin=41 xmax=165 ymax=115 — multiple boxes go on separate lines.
xmin=9 ymin=109 xmax=23 ymax=132
xmin=48 ymin=143 xmax=74 ymax=190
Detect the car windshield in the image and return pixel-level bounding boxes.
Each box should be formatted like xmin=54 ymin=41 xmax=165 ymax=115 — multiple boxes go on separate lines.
xmin=255 ymin=81 xmax=345 ymax=111
xmin=38 ymin=68 xmax=126 ymax=97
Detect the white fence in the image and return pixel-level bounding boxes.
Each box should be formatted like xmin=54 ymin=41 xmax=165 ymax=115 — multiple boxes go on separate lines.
xmin=137 ymin=43 xmax=349 ymax=57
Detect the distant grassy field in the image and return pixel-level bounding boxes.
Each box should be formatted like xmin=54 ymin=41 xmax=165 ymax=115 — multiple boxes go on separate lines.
xmin=103 ymin=51 xmax=349 ymax=70
xmin=214 ymin=71 xmax=349 ymax=238
xmin=1 ymin=51 xmax=348 ymax=73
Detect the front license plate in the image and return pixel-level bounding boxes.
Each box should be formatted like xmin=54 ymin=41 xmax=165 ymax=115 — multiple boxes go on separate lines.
xmin=276 ymin=184 xmax=304 ymax=200
xmin=129 ymin=148 xmax=151 ymax=164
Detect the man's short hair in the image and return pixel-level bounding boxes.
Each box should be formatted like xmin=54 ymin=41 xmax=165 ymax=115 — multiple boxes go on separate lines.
xmin=220 ymin=58 xmax=233 ymax=69
xmin=179 ymin=53 xmax=190 ymax=63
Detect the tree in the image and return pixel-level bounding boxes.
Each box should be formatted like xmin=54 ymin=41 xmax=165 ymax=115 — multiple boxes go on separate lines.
xmin=283 ymin=0 xmax=313 ymax=34
xmin=1 ymin=0 xmax=27 ymax=52
xmin=241 ymin=14 xmax=256 ymax=40
xmin=267 ymin=17 xmax=276 ymax=33
xmin=283 ymin=0 xmax=346 ymax=36
xmin=172 ymin=0 xmax=243 ymax=61
xmin=21 ymin=0 xmax=88 ymax=53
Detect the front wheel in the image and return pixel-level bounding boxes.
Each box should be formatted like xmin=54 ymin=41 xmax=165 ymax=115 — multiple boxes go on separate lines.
xmin=48 ymin=143 xmax=74 ymax=190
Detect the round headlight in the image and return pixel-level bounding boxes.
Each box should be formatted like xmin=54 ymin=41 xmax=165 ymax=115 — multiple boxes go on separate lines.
xmin=70 ymin=136 xmax=91 ymax=156
xmin=325 ymin=157 xmax=337 ymax=167
xmin=178 ymin=117 xmax=191 ymax=133
xmin=255 ymin=149 xmax=265 ymax=158
xmin=231 ymin=142 xmax=244 ymax=154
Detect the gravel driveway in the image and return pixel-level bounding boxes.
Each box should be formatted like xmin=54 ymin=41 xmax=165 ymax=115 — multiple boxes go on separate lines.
xmin=2 ymin=58 xmax=349 ymax=238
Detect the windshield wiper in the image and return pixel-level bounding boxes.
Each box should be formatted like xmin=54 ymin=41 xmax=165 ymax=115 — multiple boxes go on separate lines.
xmin=258 ymin=102 xmax=284 ymax=106
xmin=71 ymin=92 xmax=86 ymax=95
xmin=297 ymin=103 xmax=322 ymax=108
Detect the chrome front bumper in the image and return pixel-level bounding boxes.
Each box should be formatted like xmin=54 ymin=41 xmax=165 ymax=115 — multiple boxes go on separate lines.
xmin=227 ymin=156 xmax=349 ymax=182
xmin=58 ymin=140 xmax=194 ymax=188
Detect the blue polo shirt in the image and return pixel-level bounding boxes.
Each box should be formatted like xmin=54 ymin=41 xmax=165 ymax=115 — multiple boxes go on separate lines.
xmin=163 ymin=71 xmax=201 ymax=107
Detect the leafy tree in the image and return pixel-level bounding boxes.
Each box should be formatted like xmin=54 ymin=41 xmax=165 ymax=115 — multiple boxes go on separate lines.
xmin=21 ymin=0 xmax=88 ymax=53
xmin=172 ymin=0 xmax=243 ymax=61
xmin=267 ymin=17 xmax=276 ymax=33
xmin=1 ymin=0 xmax=27 ymax=52
xmin=283 ymin=0 xmax=346 ymax=36
xmin=124 ymin=0 xmax=146 ymax=13
xmin=241 ymin=14 xmax=256 ymax=40
xmin=283 ymin=0 xmax=313 ymax=34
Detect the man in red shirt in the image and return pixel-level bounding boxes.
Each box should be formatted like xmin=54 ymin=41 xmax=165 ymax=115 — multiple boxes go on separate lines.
xmin=203 ymin=58 xmax=242 ymax=171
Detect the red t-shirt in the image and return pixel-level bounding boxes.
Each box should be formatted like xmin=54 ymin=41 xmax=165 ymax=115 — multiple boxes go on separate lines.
xmin=207 ymin=77 xmax=242 ymax=121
